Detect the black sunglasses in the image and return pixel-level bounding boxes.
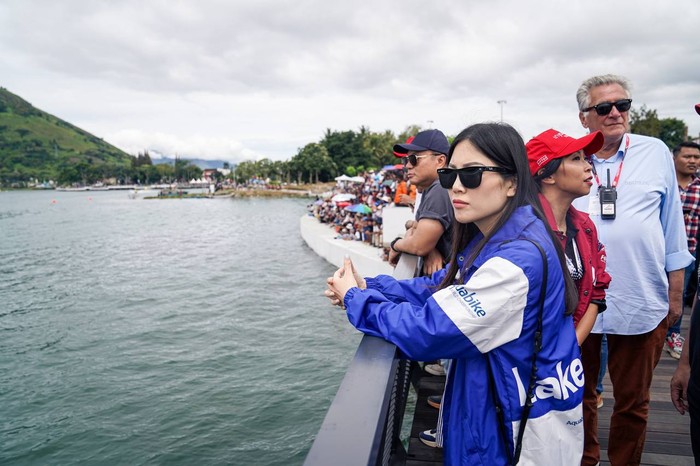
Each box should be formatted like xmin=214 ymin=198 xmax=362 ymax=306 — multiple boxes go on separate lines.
xmin=402 ymin=152 xmax=442 ymax=167
xmin=437 ymin=166 xmax=514 ymax=189
xmin=583 ymin=98 xmax=632 ymax=116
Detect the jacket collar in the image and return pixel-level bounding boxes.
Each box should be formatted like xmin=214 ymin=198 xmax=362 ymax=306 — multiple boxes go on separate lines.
xmin=538 ymin=193 xmax=591 ymax=233
xmin=455 ymin=205 xmax=540 ymax=273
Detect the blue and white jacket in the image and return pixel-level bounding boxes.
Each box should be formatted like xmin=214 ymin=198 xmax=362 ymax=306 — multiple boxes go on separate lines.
xmin=344 ymin=206 xmax=583 ymax=465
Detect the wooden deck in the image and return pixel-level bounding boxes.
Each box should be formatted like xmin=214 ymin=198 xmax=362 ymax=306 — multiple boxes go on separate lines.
xmin=405 ymin=306 xmax=695 ymax=465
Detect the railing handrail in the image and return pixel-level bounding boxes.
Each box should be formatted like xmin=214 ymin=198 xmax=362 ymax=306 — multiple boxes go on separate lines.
xmin=305 ymin=254 xmax=419 ymax=466
xmin=303 ymin=335 xmax=401 ymax=466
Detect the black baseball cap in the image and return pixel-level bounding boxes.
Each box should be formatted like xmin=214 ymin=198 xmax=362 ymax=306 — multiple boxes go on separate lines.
xmin=393 ymin=129 xmax=449 ymax=156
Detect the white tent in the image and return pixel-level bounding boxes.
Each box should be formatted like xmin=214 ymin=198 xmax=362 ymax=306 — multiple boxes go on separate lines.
xmin=335 ymin=174 xmax=353 ymax=182
xmin=331 ymin=193 xmax=356 ymax=202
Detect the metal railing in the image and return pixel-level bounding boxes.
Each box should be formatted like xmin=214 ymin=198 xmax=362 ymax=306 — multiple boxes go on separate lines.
xmin=305 ymin=254 xmax=419 ymax=466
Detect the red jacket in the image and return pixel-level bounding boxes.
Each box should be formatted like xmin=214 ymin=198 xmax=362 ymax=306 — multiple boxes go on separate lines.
xmin=539 ymin=194 xmax=611 ymax=326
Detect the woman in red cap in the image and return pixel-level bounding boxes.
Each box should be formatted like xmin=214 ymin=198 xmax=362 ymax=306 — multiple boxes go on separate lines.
xmin=525 ymin=129 xmax=612 ymax=345
xmin=527 ymin=130 xmax=620 ymax=466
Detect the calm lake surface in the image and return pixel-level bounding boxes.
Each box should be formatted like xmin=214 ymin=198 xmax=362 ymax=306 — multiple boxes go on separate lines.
xmin=0 ymin=190 xmax=361 ymax=465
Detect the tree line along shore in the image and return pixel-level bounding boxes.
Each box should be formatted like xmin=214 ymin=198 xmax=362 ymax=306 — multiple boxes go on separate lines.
xmin=1 ymin=84 xmax=694 ymax=190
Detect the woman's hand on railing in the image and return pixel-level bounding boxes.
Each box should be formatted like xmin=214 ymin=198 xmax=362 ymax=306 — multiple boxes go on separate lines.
xmin=346 ymin=255 xmax=367 ymax=290
xmin=325 ymin=256 xmax=366 ymax=308
xmin=324 ymin=278 xmax=344 ymax=308
xmin=423 ymin=248 xmax=444 ymax=275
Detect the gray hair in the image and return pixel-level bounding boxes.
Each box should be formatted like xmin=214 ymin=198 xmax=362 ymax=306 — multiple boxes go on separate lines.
xmin=576 ymin=74 xmax=632 ymax=112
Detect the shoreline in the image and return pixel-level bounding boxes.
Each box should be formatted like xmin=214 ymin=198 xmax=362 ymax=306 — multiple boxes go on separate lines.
xmin=215 ymin=184 xmax=333 ymax=198
xmin=3 ymin=182 xmax=337 ymax=199
xmin=299 ymin=214 xmax=394 ymax=277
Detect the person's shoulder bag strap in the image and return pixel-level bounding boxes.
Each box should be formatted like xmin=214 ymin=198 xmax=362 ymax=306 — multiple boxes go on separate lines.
xmin=484 ymin=238 xmax=547 ymax=465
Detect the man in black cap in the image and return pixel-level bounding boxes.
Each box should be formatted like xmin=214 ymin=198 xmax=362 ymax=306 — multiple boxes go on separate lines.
xmin=392 ymin=129 xmax=454 ymax=436
xmin=389 ymin=129 xmax=453 ymax=277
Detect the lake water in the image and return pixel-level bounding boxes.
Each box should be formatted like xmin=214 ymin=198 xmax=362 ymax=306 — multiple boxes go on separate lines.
xmin=0 ymin=190 xmax=361 ymax=465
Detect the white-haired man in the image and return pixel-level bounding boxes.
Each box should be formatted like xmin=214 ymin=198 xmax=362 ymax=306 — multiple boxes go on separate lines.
xmin=572 ymin=74 xmax=693 ymax=465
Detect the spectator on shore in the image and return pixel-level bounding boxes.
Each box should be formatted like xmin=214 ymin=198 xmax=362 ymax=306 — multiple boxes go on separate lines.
xmin=666 ymin=141 xmax=700 ymax=359
xmin=671 ymin=104 xmax=700 ymax=464
xmin=389 ymin=129 xmax=453 ymax=276
xmin=571 ymin=74 xmax=693 ymax=466
xmin=325 ymin=122 xmax=584 ymax=464
xmin=334 ymin=227 xmax=354 ymax=240
xmin=362 ymin=217 xmax=374 ymax=244
xmin=394 ymin=173 xmax=417 ymax=208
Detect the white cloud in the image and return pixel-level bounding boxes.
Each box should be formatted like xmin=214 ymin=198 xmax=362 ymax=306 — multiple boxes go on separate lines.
xmin=106 ymin=129 xmax=257 ymax=162
xmin=0 ymin=0 xmax=698 ymax=162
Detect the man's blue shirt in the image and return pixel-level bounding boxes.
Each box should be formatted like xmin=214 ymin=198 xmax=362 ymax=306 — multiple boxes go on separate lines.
xmin=573 ymin=133 xmax=693 ymax=335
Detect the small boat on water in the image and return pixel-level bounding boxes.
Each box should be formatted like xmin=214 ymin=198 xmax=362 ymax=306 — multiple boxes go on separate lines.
xmin=128 ymin=188 xmax=161 ymax=199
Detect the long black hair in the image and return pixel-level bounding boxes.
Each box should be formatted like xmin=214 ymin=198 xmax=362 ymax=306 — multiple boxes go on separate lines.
xmin=437 ymin=122 xmax=577 ymax=316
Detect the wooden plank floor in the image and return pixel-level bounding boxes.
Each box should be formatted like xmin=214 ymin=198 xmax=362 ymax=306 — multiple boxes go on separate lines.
xmin=405 ymin=306 xmax=695 ymax=465
xmin=405 ymin=372 xmax=444 ymax=465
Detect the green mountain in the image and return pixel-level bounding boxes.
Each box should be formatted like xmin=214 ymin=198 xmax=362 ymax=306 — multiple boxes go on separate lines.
xmin=0 ymin=87 xmax=132 ymax=185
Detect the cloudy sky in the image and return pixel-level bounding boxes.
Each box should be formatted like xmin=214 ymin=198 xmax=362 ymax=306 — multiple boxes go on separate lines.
xmin=1 ymin=0 xmax=699 ymax=164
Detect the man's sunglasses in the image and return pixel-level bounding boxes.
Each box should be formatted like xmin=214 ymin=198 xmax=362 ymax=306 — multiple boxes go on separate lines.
xmin=583 ymin=98 xmax=632 ymax=116
xmin=402 ymin=152 xmax=442 ymax=167
xmin=437 ymin=166 xmax=514 ymax=189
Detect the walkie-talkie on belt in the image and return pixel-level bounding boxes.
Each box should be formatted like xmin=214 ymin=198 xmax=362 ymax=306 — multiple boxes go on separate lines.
xmin=599 ymin=168 xmax=617 ymax=220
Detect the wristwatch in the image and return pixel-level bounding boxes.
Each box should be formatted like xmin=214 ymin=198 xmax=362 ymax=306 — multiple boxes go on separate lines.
xmin=591 ymin=299 xmax=607 ymax=313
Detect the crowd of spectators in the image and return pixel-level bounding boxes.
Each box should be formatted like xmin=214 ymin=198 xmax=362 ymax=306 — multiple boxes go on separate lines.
xmin=308 ymin=169 xmax=407 ymax=255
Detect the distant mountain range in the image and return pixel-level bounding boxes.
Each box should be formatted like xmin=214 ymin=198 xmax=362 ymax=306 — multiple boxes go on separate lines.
xmin=151 ymin=156 xmax=233 ymax=169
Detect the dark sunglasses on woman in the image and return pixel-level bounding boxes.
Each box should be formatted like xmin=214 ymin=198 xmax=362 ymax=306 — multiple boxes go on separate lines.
xmin=437 ymin=166 xmax=514 ymax=189
xmin=583 ymin=98 xmax=632 ymax=116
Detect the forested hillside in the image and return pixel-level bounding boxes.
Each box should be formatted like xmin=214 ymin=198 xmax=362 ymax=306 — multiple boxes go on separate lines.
xmin=0 ymin=87 xmax=132 ymax=185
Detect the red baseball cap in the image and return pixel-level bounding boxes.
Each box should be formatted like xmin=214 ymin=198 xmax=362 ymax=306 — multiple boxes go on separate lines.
xmin=525 ymin=129 xmax=604 ymax=176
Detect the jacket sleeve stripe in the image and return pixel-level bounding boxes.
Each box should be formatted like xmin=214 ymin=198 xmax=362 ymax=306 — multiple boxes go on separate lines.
xmin=432 ymin=257 xmax=529 ymax=353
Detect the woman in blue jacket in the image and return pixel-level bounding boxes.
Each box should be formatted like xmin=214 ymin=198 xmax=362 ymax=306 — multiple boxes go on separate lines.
xmin=326 ymin=123 xmax=583 ymax=465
